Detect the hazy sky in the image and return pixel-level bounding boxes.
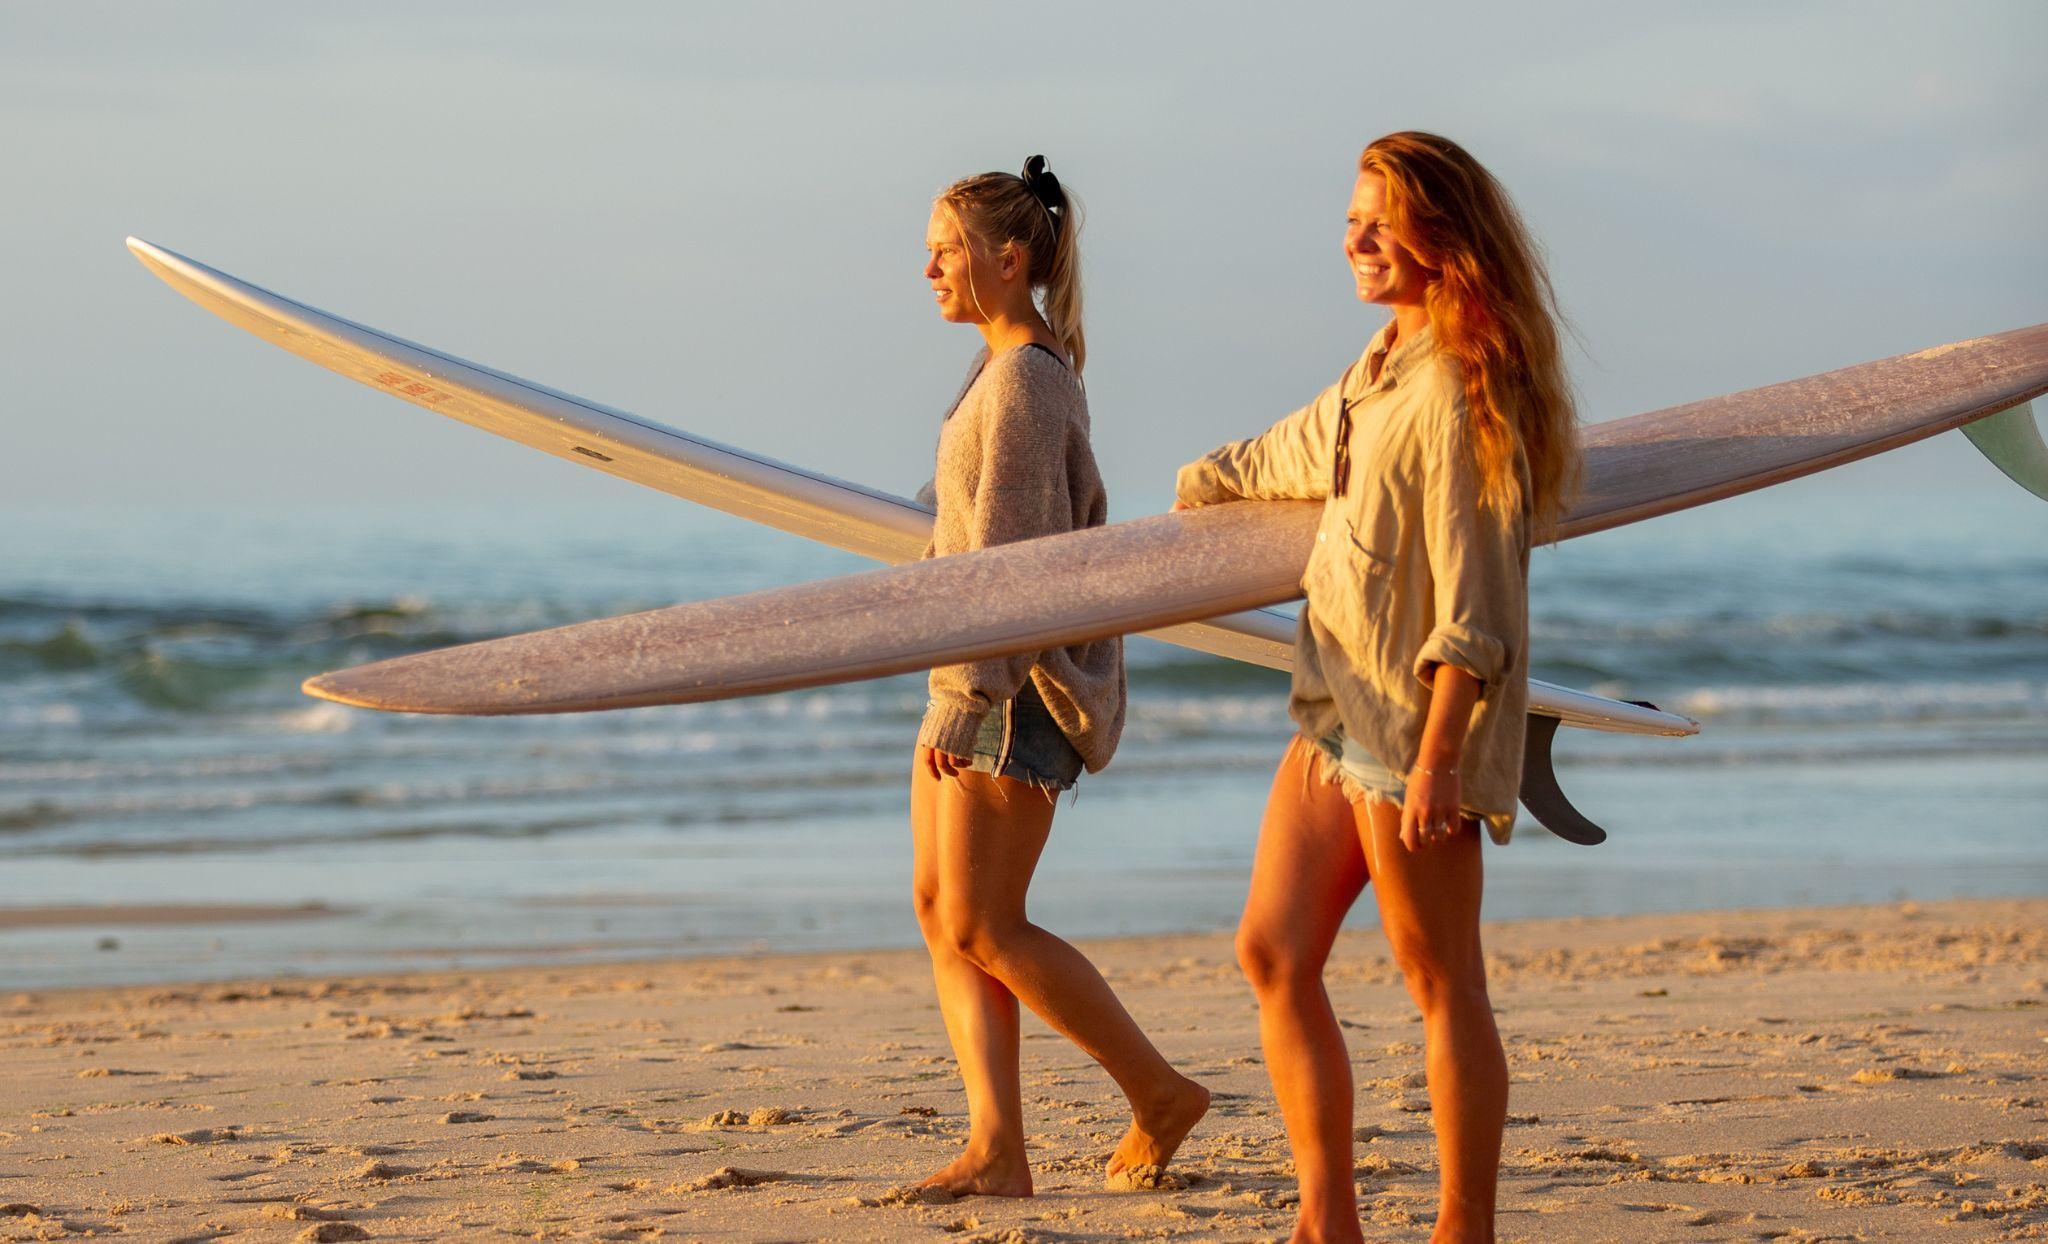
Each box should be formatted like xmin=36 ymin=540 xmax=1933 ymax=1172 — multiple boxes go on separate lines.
xmin=3 ymin=2 xmax=2043 ymax=513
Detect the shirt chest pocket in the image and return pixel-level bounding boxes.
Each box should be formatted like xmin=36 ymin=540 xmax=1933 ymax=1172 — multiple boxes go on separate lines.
xmin=1304 ymin=509 xmax=1396 ymax=656
xmin=1344 ymin=519 xmax=1395 ymax=577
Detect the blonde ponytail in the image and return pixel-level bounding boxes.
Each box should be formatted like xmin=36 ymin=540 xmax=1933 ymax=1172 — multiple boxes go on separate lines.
xmin=1040 ymin=191 xmax=1085 ymax=374
xmin=937 ymin=157 xmax=1086 ymax=374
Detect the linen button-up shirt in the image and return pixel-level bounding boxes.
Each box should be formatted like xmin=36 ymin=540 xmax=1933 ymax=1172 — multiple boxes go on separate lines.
xmin=1175 ymin=323 xmax=1531 ymax=842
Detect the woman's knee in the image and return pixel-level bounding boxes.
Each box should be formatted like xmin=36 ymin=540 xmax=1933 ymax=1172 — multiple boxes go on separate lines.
xmin=910 ymin=882 xmax=943 ymax=940
xmin=936 ymin=900 xmax=1022 ymax=970
xmin=1235 ymin=919 xmax=1325 ymax=994
xmin=1386 ymin=931 xmax=1487 ymax=1013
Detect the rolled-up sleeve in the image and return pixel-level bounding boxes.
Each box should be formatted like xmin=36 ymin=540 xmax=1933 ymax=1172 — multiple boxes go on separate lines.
xmin=1175 ymin=379 xmax=1344 ymax=506
xmin=1413 ymin=397 xmax=1526 ymax=697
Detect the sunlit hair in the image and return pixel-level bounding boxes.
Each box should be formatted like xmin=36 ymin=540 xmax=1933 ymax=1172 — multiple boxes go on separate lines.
xmin=937 ymin=168 xmax=1086 ymax=374
xmin=1360 ymin=131 xmax=1580 ymax=535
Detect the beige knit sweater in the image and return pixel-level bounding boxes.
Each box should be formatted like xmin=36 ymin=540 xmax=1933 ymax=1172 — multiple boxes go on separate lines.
xmin=914 ymin=346 xmax=1126 ymax=772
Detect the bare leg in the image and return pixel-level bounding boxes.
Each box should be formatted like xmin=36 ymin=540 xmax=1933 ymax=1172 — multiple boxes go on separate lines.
xmin=1360 ymin=802 xmax=1504 ymax=1243
xmin=910 ymin=760 xmax=1032 ymax=1196
xmin=1235 ymin=737 xmax=1372 ymax=1244
xmin=918 ymin=765 xmax=1209 ymax=1187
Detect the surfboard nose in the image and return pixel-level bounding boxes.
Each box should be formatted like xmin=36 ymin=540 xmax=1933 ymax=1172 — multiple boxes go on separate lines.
xmin=126 ymin=237 xmax=196 ymax=287
xmin=126 ymin=236 xmax=172 ymax=265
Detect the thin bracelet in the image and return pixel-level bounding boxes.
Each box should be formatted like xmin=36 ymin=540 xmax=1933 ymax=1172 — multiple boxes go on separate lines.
xmin=1412 ymin=765 xmax=1458 ymax=777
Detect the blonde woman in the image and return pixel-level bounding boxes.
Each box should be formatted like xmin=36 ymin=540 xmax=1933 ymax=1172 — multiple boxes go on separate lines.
xmin=1176 ymin=133 xmax=1579 ymax=1243
xmin=910 ymin=156 xmax=1209 ymax=1197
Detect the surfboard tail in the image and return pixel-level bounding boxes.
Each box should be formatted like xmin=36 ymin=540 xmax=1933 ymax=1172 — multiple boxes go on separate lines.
xmin=1962 ymin=401 xmax=2048 ymax=503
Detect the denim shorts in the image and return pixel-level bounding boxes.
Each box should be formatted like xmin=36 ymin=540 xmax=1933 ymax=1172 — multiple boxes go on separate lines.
xmin=1310 ymin=726 xmax=1406 ymax=806
xmin=966 ymin=682 xmax=1085 ymax=792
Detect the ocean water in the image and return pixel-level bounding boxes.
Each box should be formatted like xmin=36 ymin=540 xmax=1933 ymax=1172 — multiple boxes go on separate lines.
xmin=2 ymin=480 xmax=2044 ymax=989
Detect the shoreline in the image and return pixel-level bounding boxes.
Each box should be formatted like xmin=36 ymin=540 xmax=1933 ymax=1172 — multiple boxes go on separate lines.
xmin=10 ymin=880 xmax=2048 ymax=992
xmin=10 ymin=882 xmax=2048 ymax=995
xmin=3 ymin=897 xmax=2044 ymax=1240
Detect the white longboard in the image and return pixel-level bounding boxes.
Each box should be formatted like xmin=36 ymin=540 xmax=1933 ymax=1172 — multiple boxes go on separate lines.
xmin=125 ymin=237 xmax=1696 ymax=739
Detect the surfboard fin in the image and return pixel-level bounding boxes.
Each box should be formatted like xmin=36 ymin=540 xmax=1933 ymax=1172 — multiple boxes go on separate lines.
xmin=1962 ymin=400 xmax=2048 ymax=502
xmin=1518 ymin=713 xmax=1607 ymax=845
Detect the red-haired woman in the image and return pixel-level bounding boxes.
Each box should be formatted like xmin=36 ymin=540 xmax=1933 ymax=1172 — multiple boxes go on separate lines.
xmin=1175 ymin=132 xmax=1580 ymax=1243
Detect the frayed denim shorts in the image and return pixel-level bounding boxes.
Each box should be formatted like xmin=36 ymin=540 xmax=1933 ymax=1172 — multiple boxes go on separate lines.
xmin=965 ymin=682 xmax=1085 ymax=792
xmin=1310 ymin=726 xmax=1406 ymax=807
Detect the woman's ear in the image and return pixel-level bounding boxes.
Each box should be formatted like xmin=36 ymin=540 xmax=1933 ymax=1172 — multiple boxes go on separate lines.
xmin=999 ymin=242 xmax=1025 ymax=283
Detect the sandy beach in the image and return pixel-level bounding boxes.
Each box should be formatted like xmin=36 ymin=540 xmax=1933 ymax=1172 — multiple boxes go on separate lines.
xmin=0 ymin=897 xmax=2042 ymax=1241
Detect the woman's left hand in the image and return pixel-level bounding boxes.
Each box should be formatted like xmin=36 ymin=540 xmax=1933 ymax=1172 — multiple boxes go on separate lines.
xmin=919 ymin=745 xmax=969 ymax=781
xmin=1404 ymin=664 xmax=1482 ymax=852
xmin=1400 ymin=767 xmax=1465 ymax=852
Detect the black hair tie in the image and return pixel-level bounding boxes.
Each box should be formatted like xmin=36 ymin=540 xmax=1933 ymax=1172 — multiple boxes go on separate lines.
xmin=1020 ymin=154 xmax=1065 ymax=235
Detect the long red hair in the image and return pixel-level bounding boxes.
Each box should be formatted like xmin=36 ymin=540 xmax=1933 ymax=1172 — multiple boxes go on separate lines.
xmin=1361 ymin=132 xmax=1580 ymax=534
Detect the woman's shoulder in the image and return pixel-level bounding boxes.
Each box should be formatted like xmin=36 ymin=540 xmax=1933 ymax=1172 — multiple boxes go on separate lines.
xmin=972 ymin=345 xmax=1086 ymax=417
xmin=982 ymin=342 xmax=1078 ymax=383
xmin=1402 ymin=349 xmax=1471 ymax=432
xmin=1412 ymin=346 xmax=1466 ymax=398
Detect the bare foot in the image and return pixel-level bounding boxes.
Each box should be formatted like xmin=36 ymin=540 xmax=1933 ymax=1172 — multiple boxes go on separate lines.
xmin=916 ymin=1148 xmax=1033 ymax=1198
xmin=1289 ymin=1216 xmax=1366 ymax=1244
xmin=1105 ymin=1074 xmax=1211 ymax=1179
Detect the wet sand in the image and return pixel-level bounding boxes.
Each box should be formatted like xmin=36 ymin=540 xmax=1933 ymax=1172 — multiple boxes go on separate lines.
xmin=2 ymin=898 xmax=2044 ymax=1241
xmin=0 ymin=903 xmax=346 ymax=931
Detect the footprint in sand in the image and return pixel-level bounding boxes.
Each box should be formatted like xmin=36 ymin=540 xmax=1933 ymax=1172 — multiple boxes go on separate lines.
xmin=486 ymin=1155 xmax=578 ymax=1174
xmin=1107 ymin=1163 xmax=1188 ymax=1191
xmin=1356 ymin=1154 xmax=1421 ymax=1178
xmin=852 ymin=1184 xmax=956 ymax=1207
xmin=1686 ymin=1209 xmax=1755 ymax=1226
xmin=440 ymin=1005 xmax=536 ymax=1022
xmin=675 ymin=1166 xmax=787 ymax=1192
xmin=1850 ymin=1066 xmax=1942 ymax=1083
xmin=262 ymin=1204 xmax=349 ymax=1223
xmin=151 ymin=1127 xmax=241 ymax=1145
xmin=351 ymin=1159 xmax=417 ymax=1180
xmin=699 ymin=1107 xmax=796 ymax=1127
